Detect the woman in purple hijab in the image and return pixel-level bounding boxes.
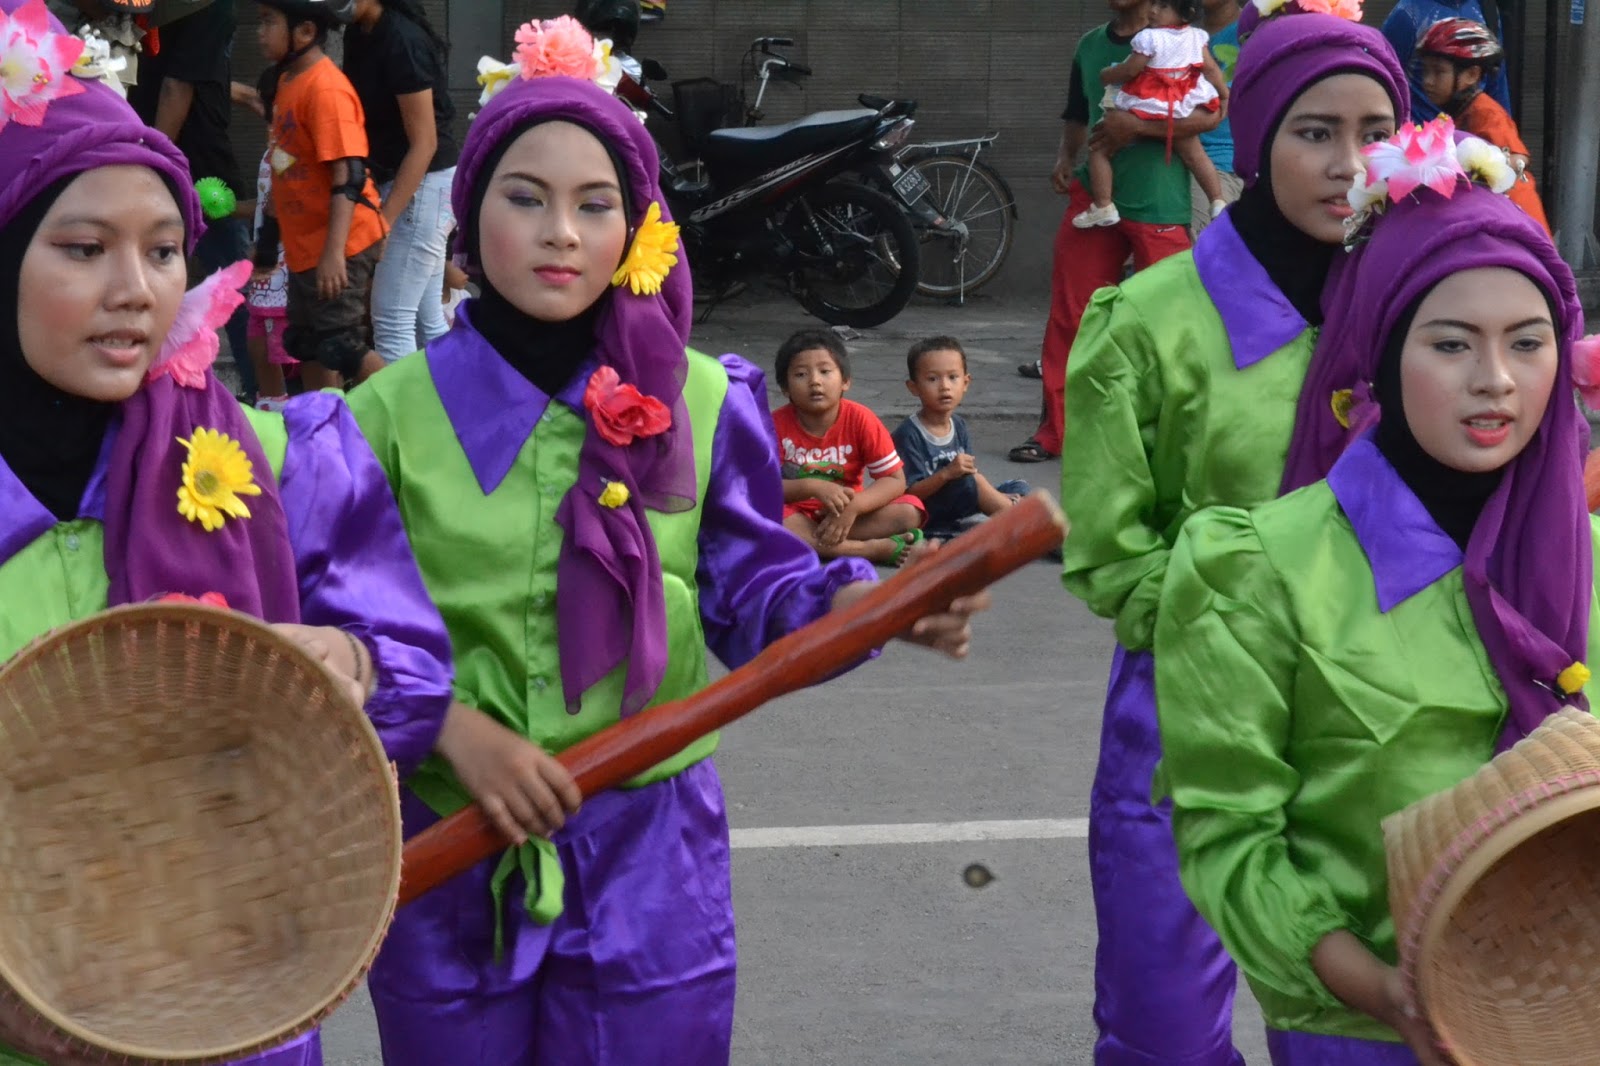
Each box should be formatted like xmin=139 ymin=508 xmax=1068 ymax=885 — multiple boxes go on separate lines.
xmin=345 ymin=16 xmax=987 ymax=1066
xmin=0 ymin=2 xmax=453 ymax=1062
xmin=1058 ymin=8 xmax=1409 ymax=1063
xmin=1154 ymin=121 xmax=1593 ymax=1065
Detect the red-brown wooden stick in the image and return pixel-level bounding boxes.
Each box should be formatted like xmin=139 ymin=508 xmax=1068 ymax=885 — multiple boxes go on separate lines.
xmin=397 ymin=492 xmax=1069 ymax=905
xmin=1586 ymin=448 xmax=1600 ymax=513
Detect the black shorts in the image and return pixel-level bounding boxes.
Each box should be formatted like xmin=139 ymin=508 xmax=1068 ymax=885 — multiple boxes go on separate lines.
xmin=285 ymin=240 xmax=383 ymax=375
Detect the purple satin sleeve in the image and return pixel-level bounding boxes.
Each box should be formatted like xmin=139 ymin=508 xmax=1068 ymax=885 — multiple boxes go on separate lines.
xmin=696 ymin=354 xmax=878 ymax=670
xmin=279 ymin=392 xmax=454 ymax=776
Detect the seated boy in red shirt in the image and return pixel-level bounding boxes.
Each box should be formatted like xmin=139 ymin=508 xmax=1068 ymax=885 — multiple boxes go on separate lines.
xmin=771 ymin=330 xmax=926 ymax=566
xmin=1417 ymin=18 xmax=1550 ymax=234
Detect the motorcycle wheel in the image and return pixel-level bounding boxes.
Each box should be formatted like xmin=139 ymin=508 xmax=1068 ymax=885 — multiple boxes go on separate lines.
xmin=787 ymin=182 xmax=920 ymax=329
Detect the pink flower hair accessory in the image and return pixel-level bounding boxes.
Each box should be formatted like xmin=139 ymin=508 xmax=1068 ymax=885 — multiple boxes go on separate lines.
xmin=1343 ymin=118 xmax=1518 ymax=246
xmin=583 ymin=365 xmax=672 ymax=447
xmin=514 ymin=15 xmax=604 ymax=82
xmin=1574 ymin=335 xmax=1600 ymax=412
xmin=0 ymin=0 xmax=85 ymax=132
xmin=146 ymin=260 xmax=253 ymax=390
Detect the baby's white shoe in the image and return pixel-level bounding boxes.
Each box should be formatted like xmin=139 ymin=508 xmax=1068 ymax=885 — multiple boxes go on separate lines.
xmin=1073 ymin=202 xmax=1122 ymax=229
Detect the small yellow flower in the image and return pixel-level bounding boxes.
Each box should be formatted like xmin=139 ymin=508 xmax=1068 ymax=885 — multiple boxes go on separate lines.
xmin=598 ymin=480 xmax=631 ymax=509
xmin=611 ymin=201 xmax=680 ymax=296
xmin=1557 ymin=661 xmax=1592 ymax=696
xmin=1330 ymin=388 xmax=1355 ymax=429
xmin=176 ymin=428 xmax=263 ymax=532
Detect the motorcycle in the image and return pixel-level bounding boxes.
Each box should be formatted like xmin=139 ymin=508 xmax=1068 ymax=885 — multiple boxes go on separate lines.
xmin=618 ymin=47 xmax=921 ymax=328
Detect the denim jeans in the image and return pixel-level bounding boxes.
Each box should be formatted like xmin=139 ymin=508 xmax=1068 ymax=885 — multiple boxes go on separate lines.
xmin=194 ymin=214 xmax=256 ymax=397
xmin=373 ymin=166 xmax=456 ymax=364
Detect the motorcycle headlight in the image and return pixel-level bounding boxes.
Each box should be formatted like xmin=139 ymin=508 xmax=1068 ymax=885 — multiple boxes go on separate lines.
xmin=872 ymin=118 xmax=915 ymax=152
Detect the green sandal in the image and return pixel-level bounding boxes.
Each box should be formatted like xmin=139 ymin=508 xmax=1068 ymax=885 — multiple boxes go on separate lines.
xmin=885 ymin=528 xmax=925 ymax=567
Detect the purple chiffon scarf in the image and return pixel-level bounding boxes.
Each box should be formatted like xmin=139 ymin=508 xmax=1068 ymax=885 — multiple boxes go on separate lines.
xmin=1298 ymin=185 xmax=1589 ymax=742
xmin=103 ymin=374 xmax=301 ymax=623
xmin=453 ymin=76 xmax=695 ymax=715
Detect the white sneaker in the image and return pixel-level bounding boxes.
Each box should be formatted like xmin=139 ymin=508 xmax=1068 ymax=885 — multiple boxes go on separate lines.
xmin=1210 ymin=198 xmax=1228 ymax=219
xmin=1073 ymin=202 xmax=1121 ymax=229
xmin=255 ymin=395 xmax=289 ymax=413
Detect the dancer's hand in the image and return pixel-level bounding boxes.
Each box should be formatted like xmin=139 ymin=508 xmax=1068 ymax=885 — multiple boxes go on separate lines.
xmin=1312 ymin=931 xmax=1454 ymax=1065
xmin=437 ymin=702 xmax=582 ymax=844
xmin=273 ymin=623 xmax=373 ymax=707
xmin=832 ymin=550 xmax=993 ymax=660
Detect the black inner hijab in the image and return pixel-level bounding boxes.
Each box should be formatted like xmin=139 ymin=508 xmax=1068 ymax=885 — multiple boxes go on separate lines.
xmin=0 ymin=178 xmax=114 ymax=522
xmin=464 ymin=118 xmax=633 ymax=398
xmin=1230 ymin=157 xmax=1336 ymax=327
xmin=1373 ymin=303 xmax=1503 ymax=549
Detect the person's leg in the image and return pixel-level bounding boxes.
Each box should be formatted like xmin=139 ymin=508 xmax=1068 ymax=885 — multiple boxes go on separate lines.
xmin=973 ymin=473 xmax=1015 ymax=516
xmin=1090 ymin=646 xmax=1241 ymax=1066
xmin=371 ymin=173 xmax=453 ymax=364
xmin=368 ymin=792 xmax=551 ymax=1066
xmin=1021 ymin=181 xmax=1132 ymax=458
xmin=220 ymin=1031 xmax=322 ymax=1065
xmin=849 ymin=498 xmax=924 ymax=540
xmin=195 ymin=216 xmax=257 ymax=399
xmin=1177 ymin=137 xmax=1224 ymax=204
xmin=412 ymin=168 xmax=457 ymax=349
xmin=1265 ymin=1030 xmax=1422 ymax=1065
xmin=1087 ymin=147 xmax=1115 ymax=209
xmin=533 ymin=761 xmax=738 ymax=1066
xmin=247 ymin=312 xmax=288 ymax=401
xmin=1124 ymin=214 xmax=1194 ymax=273
xmin=922 ymin=474 xmax=981 ymax=533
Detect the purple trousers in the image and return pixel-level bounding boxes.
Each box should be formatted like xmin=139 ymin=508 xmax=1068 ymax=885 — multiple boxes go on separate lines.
xmin=1267 ymin=1030 xmax=1421 ymax=1064
xmin=230 ymin=1031 xmax=321 ymax=1066
xmin=369 ymin=759 xmax=737 ymax=1066
xmin=1090 ymin=645 xmax=1243 ymax=1065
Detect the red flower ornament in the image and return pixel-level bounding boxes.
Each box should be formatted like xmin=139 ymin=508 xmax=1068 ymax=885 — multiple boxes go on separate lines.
xmin=583 ymin=365 xmax=671 ymax=447
xmin=156 ymin=592 xmax=231 ymax=609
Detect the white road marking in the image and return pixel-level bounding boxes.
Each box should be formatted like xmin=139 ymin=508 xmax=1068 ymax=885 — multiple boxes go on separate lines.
xmin=728 ymin=818 xmax=1087 ymax=849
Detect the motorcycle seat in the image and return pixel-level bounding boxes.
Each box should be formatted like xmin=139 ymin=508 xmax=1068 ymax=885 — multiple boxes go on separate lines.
xmin=703 ymin=108 xmax=878 ymax=168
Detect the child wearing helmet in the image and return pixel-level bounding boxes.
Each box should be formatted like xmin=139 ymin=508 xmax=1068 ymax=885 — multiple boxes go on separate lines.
xmin=1416 ymin=17 xmax=1550 ymax=234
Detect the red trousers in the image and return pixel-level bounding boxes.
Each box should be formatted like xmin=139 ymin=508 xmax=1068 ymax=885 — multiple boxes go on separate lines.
xmin=1035 ymin=181 xmax=1191 ymax=455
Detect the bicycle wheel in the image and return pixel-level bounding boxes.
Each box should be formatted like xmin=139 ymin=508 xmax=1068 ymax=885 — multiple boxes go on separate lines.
xmin=788 ymin=182 xmax=920 ymax=328
xmin=909 ymin=154 xmax=1016 ymax=298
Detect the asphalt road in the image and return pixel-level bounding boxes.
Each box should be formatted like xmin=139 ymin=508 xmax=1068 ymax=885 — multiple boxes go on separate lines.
xmin=308 ymin=292 xmax=1273 ymax=1063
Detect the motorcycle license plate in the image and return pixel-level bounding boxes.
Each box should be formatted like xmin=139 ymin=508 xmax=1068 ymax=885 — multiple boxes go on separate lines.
xmin=891 ymin=164 xmax=930 ymax=204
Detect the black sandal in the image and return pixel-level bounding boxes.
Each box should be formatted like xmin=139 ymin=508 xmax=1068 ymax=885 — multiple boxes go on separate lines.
xmin=1007 ymin=440 xmax=1058 ymax=463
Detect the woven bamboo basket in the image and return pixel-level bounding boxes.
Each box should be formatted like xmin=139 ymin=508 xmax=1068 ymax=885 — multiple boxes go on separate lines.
xmin=1382 ymin=708 xmax=1600 ymax=1065
xmin=0 ymin=603 xmax=402 ymax=1064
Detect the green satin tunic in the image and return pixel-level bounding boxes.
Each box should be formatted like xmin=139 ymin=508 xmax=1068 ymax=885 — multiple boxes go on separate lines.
xmin=1155 ymin=482 xmax=1600 ymax=1041
xmin=1061 ymin=248 xmax=1316 ymax=651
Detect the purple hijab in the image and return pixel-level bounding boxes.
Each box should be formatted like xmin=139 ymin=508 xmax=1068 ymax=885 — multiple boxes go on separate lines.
xmin=0 ymin=0 xmax=299 ymax=621
xmin=1229 ymin=12 xmax=1408 ymax=187
xmin=452 ymin=75 xmax=694 ymax=715
xmin=1322 ymin=183 xmax=1589 ymax=740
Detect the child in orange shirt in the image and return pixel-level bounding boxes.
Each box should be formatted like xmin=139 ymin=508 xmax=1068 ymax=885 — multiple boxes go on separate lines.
xmin=258 ymin=0 xmax=388 ymax=387
xmin=1417 ymin=17 xmax=1550 ymax=234
xmin=772 ymin=329 xmax=926 ymax=565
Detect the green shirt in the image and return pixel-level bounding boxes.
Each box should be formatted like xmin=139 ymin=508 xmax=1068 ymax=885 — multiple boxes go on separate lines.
xmin=1155 ymin=483 xmax=1600 ymax=1041
xmin=1060 ymin=249 xmax=1316 ymax=650
xmin=1072 ymin=25 xmax=1193 ymax=225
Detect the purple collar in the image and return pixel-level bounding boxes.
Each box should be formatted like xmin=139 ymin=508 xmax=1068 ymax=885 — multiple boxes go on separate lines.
xmin=426 ymin=321 xmax=596 ymax=495
xmin=0 ymin=417 xmax=118 ymax=568
xmin=1327 ymin=433 xmax=1463 ymax=612
xmin=1193 ymin=211 xmax=1310 ymax=369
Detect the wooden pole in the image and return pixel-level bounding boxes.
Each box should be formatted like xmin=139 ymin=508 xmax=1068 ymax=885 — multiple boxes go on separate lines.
xmin=397 ymin=492 xmax=1069 ymax=905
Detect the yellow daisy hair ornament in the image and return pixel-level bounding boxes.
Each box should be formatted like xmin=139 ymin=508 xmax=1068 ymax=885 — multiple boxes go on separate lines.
xmin=611 ymin=201 xmax=680 ymax=296
xmin=176 ymin=428 xmax=263 ymax=532
xmin=1557 ymin=661 xmax=1592 ymax=697
xmin=599 ymin=480 xmax=631 ymax=508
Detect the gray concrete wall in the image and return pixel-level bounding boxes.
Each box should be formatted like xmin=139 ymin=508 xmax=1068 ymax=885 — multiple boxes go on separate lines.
xmin=222 ymin=0 xmax=1590 ymax=300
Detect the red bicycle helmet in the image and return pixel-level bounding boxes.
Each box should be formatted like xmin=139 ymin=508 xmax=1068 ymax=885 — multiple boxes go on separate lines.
xmin=1417 ymin=18 xmax=1504 ymax=65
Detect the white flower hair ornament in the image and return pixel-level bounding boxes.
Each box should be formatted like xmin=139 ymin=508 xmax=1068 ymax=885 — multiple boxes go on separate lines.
xmin=474 ymin=15 xmax=634 ymax=118
xmin=71 ymin=25 xmax=128 ymax=97
xmin=1343 ymin=116 xmax=1519 ymax=247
